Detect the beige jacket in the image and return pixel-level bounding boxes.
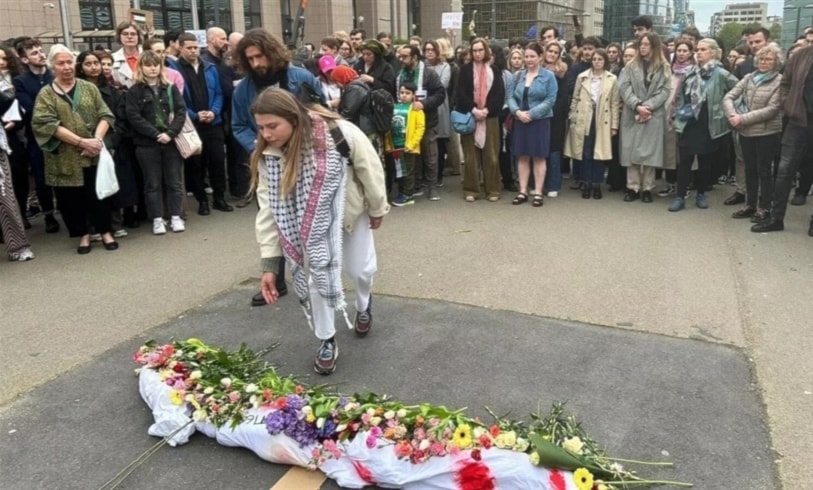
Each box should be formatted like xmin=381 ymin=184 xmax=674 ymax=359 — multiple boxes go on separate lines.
xmin=256 ymin=120 xmax=390 ymax=272
xmin=722 ymin=71 xmax=782 ymax=137
xmin=564 ymin=70 xmax=620 ymax=161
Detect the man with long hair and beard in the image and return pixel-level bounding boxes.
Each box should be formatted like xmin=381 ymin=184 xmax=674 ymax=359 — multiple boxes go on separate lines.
xmin=231 ymin=29 xmax=325 ymax=308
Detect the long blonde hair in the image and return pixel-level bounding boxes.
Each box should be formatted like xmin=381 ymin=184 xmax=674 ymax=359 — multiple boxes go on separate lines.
xmin=249 ymin=88 xmax=341 ymax=196
xmin=633 ymin=32 xmax=669 ymax=81
xmin=543 ymin=41 xmax=567 ymax=78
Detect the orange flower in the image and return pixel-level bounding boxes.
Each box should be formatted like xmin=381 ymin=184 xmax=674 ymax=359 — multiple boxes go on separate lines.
xmin=416 ymin=416 xmax=425 ymax=427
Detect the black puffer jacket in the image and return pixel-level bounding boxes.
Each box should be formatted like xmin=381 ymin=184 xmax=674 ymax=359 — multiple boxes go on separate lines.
xmin=125 ymin=82 xmax=187 ymax=147
xmin=338 ymin=79 xmax=375 ymax=135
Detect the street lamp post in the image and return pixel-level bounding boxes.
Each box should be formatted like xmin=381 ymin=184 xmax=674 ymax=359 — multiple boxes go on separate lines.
xmin=58 ymin=0 xmax=72 ymax=50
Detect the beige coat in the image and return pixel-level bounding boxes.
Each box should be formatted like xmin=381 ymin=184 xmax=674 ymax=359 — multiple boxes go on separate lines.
xmin=564 ymin=70 xmax=620 ymax=161
xmin=256 ymin=119 xmax=390 ymax=271
xmin=722 ymin=71 xmax=782 ymax=137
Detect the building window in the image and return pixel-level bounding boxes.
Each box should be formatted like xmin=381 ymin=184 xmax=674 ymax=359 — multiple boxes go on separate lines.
xmin=79 ymin=0 xmax=114 ymax=30
xmin=201 ymin=0 xmax=231 ymax=31
xmin=244 ymin=0 xmax=261 ymax=29
xmin=140 ymin=0 xmax=195 ymax=30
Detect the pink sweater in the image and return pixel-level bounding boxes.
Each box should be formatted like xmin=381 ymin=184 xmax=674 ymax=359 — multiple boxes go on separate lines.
xmin=165 ymin=67 xmax=185 ymax=94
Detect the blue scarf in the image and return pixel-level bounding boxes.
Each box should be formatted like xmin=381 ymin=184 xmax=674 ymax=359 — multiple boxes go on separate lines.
xmin=752 ymin=70 xmax=777 ymax=87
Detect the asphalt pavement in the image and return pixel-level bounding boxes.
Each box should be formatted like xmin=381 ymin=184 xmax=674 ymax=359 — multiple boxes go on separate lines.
xmin=2 ymin=178 xmax=812 ymax=489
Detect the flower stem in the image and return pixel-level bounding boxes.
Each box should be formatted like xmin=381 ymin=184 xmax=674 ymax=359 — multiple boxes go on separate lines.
xmin=608 ymin=457 xmax=675 ymax=466
xmin=603 ymin=480 xmax=693 ymax=487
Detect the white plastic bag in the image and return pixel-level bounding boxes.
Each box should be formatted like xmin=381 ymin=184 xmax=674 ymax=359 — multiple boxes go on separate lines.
xmin=137 ymin=369 xmax=195 ymax=447
xmin=95 ymin=144 xmax=119 ymax=199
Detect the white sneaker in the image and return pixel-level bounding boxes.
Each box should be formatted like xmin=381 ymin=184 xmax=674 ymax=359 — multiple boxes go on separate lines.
xmin=547 ymin=191 xmax=558 ymax=197
xmin=152 ymin=218 xmax=166 ymax=235
xmin=89 ymin=233 xmax=102 ymax=242
xmin=170 ymin=216 xmax=185 ymax=233
xmin=113 ymin=228 xmax=129 ymax=238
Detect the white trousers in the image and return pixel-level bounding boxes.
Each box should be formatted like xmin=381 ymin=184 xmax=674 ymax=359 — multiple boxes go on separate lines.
xmin=310 ymin=214 xmax=377 ymax=340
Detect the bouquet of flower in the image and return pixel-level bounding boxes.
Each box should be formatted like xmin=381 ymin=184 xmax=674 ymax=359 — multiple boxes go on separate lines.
xmin=133 ymin=339 xmax=691 ymax=489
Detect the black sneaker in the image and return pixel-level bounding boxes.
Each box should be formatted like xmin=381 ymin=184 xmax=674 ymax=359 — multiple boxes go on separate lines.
xmin=354 ymin=296 xmax=372 ymax=336
xmin=314 ymin=339 xmax=338 ymax=375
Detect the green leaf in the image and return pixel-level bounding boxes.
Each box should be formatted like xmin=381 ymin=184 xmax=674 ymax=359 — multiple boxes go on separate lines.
xmin=528 ymin=434 xmax=612 ymax=479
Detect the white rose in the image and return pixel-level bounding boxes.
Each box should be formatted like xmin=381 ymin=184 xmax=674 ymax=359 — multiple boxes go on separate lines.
xmin=204 ymin=387 xmax=214 ymax=395
xmin=220 ymin=377 xmax=232 ymax=388
xmin=316 ymin=417 xmax=325 ymax=429
xmin=419 ymin=439 xmax=431 ymax=451
xmin=244 ymin=383 xmax=258 ymax=393
xmin=384 ymin=410 xmax=396 ymax=420
xmin=562 ymin=436 xmax=584 ymax=455
xmin=189 ymin=370 xmax=202 ymax=380
xmin=336 ymin=424 xmax=347 ymax=432
xmin=396 ymin=409 xmax=407 ymax=418
xmin=192 ymin=409 xmax=208 ymax=422
xmin=301 ymin=406 xmax=313 ymax=414
xmin=370 ymin=416 xmax=382 ymax=426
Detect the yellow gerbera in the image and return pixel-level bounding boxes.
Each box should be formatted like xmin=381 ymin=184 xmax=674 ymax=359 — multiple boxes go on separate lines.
xmin=169 ymin=389 xmax=185 ymax=406
xmin=452 ymin=423 xmax=473 ymax=448
xmin=573 ymin=468 xmax=594 ymax=490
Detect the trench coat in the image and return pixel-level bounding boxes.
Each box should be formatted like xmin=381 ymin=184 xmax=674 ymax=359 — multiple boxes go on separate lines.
xmin=618 ymin=62 xmax=672 ymax=168
xmin=564 ymin=70 xmax=620 ymax=161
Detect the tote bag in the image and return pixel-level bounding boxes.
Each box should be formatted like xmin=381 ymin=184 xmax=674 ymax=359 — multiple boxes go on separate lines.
xmin=167 ymin=85 xmax=203 ymax=158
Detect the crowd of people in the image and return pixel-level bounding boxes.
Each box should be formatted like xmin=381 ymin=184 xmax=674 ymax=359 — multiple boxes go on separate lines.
xmin=3 ymin=15 xmax=813 ymax=372
xmin=2 ymin=17 xmax=813 ymax=259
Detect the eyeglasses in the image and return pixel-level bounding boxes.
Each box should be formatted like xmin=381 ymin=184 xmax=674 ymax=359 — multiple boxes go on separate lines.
xmin=122 ymin=31 xmax=138 ymax=37
xmin=398 ymin=54 xmax=411 ymax=59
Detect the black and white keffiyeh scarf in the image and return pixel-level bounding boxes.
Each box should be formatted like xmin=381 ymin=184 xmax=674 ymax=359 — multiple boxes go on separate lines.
xmin=262 ymin=116 xmax=351 ymax=328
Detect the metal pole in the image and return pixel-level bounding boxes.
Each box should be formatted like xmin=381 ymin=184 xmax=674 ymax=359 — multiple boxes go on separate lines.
xmin=191 ymin=0 xmax=200 ymax=30
xmin=491 ymin=0 xmax=496 ymax=39
xmin=390 ymin=0 xmax=395 ymax=37
xmin=133 ymin=0 xmax=141 ymax=8
xmin=59 ymin=0 xmax=72 ymax=50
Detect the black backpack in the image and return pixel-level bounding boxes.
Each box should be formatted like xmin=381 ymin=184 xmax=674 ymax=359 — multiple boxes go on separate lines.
xmin=366 ymin=88 xmax=395 ymax=134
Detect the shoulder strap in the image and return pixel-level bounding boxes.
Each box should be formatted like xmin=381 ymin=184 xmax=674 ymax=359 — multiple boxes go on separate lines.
xmin=327 ymin=121 xmax=352 ymax=165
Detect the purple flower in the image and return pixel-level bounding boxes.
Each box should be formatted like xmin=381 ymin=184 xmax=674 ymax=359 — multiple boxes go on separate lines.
xmin=265 ymin=411 xmax=286 ymax=434
xmin=338 ymin=396 xmax=349 ymax=407
xmin=286 ymin=394 xmax=306 ymax=410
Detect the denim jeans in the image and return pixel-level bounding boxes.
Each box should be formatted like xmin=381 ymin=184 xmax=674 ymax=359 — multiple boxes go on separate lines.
xmin=544 ymin=151 xmax=562 ymax=192
xmin=739 ymin=133 xmax=780 ymax=210
xmin=771 ymin=120 xmax=813 ymax=221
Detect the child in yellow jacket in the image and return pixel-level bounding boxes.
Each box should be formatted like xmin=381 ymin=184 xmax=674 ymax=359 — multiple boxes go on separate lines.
xmin=391 ymin=82 xmax=425 ymax=206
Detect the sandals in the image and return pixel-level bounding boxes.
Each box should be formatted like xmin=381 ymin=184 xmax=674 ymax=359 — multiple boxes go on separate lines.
xmin=512 ymin=193 xmax=528 ymax=205
xmin=532 ymin=194 xmax=544 ymax=207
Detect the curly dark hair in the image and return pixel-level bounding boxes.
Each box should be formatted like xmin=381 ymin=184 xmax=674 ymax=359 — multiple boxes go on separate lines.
xmin=235 ymin=28 xmax=290 ymax=75
xmin=1 ymin=46 xmax=24 ymax=77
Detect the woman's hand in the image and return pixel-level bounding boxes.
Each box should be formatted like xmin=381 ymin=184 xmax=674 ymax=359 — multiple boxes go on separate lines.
xmin=516 ymin=110 xmax=532 ymax=124
xmin=157 ymin=133 xmax=172 ymax=144
xmin=78 ymin=138 xmax=102 ymax=157
xmin=259 ymin=272 xmax=280 ymax=305
xmin=369 ymin=216 xmax=383 ymax=229
xmin=473 ymin=108 xmax=487 ymax=121
xmin=4 ymin=121 xmax=15 ymax=131
xmin=636 ymin=105 xmax=651 ymax=118
xmin=360 ymin=74 xmax=374 ymax=85
xmin=728 ymin=114 xmax=742 ymax=128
